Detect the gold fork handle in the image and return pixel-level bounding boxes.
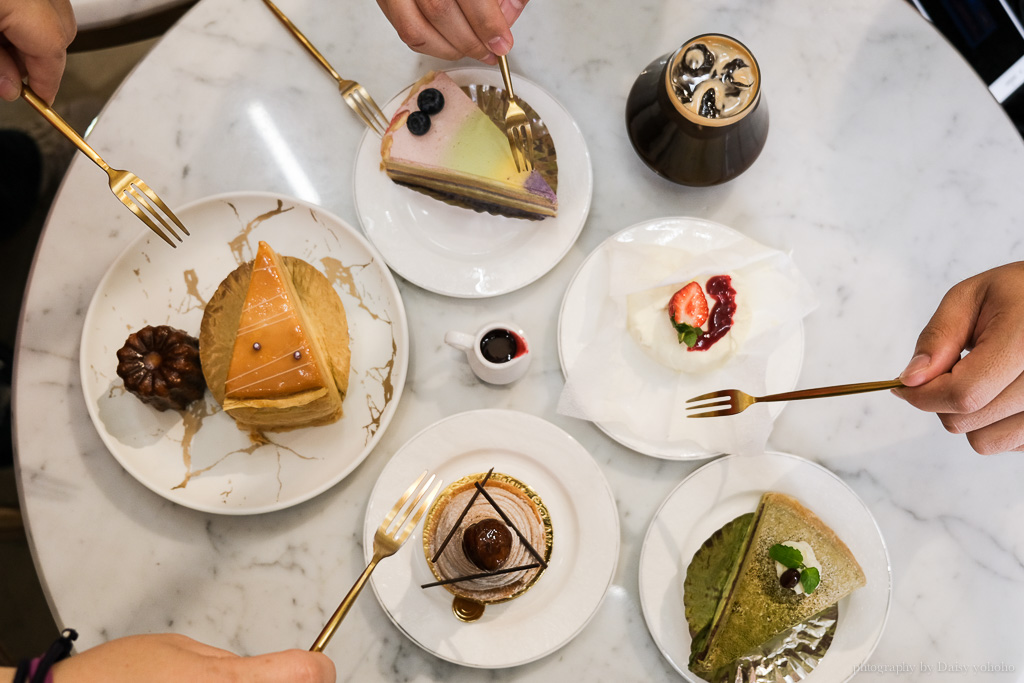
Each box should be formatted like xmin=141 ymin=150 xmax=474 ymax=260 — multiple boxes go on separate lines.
xmin=497 ymin=55 xmax=517 ymax=101
xmin=262 ymin=0 xmax=344 ymax=85
xmin=20 ymin=84 xmax=110 ymax=172
xmin=758 ymin=378 xmax=904 ymax=403
xmin=309 ymin=554 xmax=382 ymax=652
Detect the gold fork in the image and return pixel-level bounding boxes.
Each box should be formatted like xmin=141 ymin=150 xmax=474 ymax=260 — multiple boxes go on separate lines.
xmin=309 ymin=471 xmax=441 ymax=652
xmin=686 ymin=378 xmax=905 ymax=418
xmin=496 ymin=55 xmax=534 ymax=173
xmin=262 ymin=0 xmax=390 ymax=136
xmin=20 ymin=84 xmax=188 ymax=248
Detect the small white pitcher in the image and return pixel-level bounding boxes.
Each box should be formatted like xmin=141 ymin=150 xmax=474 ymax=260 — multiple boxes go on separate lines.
xmin=444 ymin=322 xmax=531 ymax=385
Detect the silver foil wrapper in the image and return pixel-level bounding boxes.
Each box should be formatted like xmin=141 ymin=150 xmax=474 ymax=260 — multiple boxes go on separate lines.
xmin=713 ymin=604 xmax=838 ymax=683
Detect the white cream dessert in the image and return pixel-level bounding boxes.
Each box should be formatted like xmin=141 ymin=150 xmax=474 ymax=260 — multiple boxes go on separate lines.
xmin=381 ymin=71 xmax=557 ymax=219
xmin=424 ymin=473 xmax=551 ymax=603
xmin=773 ymin=540 xmax=821 ymax=596
xmin=626 ymin=275 xmax=748 ymax=372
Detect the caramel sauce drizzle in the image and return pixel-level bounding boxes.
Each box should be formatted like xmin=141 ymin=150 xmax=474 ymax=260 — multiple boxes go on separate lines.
xmin=226 ymin=200 xmax=293 ymax=266
xmin=172 ymin=398 xmax=315 ymax=497
xmin=319 ymin=255 xmax=397 ymax=443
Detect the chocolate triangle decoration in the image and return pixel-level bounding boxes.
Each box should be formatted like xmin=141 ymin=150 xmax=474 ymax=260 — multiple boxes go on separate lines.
xmin=422 ymin=468 xmax=546 ymax=589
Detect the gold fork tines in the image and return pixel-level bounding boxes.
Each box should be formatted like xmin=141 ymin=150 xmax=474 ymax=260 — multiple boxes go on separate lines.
xmin=496 ymin=55 xmax=535 ymax=173
xmin=309 ymin=471 xmax=442 ymax=652
xmin=685 ymin=378 xmax=905 ymax=418
xmin=262 ymin=0 xmax=389 ymax=136
xmin=20 ymin=85 xmax=188 ymax=248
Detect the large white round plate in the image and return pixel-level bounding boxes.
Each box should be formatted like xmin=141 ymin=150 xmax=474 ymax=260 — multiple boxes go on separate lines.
xmin=365 ymin=409 xmax=619 ymax=667
xmin=557 ymin=217 xmax=805 ymax=459
xmin=639 ymin=452 xmax=891 ymax=681
xmin=79 ymin=191 xmax=408 ymax=515
xmin=353 ymin=67 xmax=593 ymax=298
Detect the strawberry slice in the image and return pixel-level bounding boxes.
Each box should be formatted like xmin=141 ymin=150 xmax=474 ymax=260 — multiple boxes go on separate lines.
xmin=668 ymin=282 xmax=709 ymax=347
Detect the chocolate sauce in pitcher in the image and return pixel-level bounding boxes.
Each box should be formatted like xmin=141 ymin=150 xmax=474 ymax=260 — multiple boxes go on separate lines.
xmin=479 ymin=329 xmax=523 ymax=364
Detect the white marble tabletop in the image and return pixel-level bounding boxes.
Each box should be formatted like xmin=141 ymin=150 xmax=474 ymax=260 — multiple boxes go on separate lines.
xmin=14 ymin=0 xmax=1024 ymax=680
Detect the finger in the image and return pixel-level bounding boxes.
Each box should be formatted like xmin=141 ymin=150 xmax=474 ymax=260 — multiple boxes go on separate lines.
xmin=0 ymin=0 xmax=76 ymax=103
xmin=964 ymin=411 xmax=1024 ymax=455
xmin=899 ymin=305 xmax=1024 ymax=414
xmin=21 ymin=48 xmax=67 ymax=103
xmin=165 ymin=633 xmax=238 ymax=659
xmin=498 ymin=0 xmax=528 ymax=27
xmin=380 ymin=0 xmax=463 ymax=60
xmin=455 ymin=0 xmax=513 ymax=56
xmin=46 ymin=0 xmax=78 ymax=41
xmin=0 ymin=45 xmax=22 ymax=101
xmin=231 ymin=650 xmax=336 ymax=683
xmin=939 ymin=373 xmax=1024 ymax=434
xmin=897 ymin=276 xmax=982 ymax=387
xmin=416 ymin=0 xmax=494 ymax=62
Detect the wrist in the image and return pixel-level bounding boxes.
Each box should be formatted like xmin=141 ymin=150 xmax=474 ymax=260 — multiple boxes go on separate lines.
xmin=11 ymin=629 xmax=77 ymax=683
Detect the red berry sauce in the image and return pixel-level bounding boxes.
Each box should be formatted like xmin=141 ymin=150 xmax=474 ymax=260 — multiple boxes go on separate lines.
xmin=690 ymin=275 xmax=736 ymax=351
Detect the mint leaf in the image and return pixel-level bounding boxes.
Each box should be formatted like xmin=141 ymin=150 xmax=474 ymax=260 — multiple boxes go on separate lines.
xmin=672 ymin=321 xmax=703 ymax=347
xmin=800 ymin=567 xmax=820 ymax=594
xmin=768 ymin=543 xmax=804 ymax=569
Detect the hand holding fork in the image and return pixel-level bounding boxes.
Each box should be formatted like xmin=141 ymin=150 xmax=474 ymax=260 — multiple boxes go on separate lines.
xmin=19 ymin=84 xmax=189 ymax=247
xmin=309 ymin=471 xmax=441 ymax=652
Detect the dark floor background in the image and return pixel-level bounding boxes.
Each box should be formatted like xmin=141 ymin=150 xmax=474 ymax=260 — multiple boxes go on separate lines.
xmin=2 ymin=3 xmax=1024 ymax=666
xmin=0 ymin=37 xmax=157 ymax=665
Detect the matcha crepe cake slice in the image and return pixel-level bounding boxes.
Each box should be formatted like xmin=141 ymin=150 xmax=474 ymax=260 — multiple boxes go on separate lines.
xmin=687 ymin=492 xmax=866 ymax=680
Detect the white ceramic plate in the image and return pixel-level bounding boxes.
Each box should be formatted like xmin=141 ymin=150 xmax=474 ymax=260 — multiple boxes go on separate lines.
xmin=79 ymin=192 xmax=408 ymax=515
xmin=639 ymin=452 xmax=892 ymax=682
xmin=365 ymin=409 xmax=619 ymax=668
xmin=353 ymin=67 xmax=593 ymax=298
xmin=557 ymin=217 xmax=805 ymax=459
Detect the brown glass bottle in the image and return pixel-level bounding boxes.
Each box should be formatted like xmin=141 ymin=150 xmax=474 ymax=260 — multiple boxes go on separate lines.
xmin=625 ymin=34 xmax=768 ymax=187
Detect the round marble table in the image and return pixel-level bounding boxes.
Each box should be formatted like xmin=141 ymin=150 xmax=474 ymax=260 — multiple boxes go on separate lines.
xmin=15 ymin=0 xmax=1024 ymax=679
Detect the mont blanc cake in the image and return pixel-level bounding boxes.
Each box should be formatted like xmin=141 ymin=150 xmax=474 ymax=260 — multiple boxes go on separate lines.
xmin=423 ymin=471 xmax=552 ymax=604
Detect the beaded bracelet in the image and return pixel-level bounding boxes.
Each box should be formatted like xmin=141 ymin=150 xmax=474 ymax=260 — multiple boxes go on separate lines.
xmin=13 ymin=628 xmax=77 ymax=683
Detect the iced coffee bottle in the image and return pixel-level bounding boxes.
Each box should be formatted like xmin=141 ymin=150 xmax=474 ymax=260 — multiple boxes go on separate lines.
xmin=626 ymin=34 xmax=768 ymax=187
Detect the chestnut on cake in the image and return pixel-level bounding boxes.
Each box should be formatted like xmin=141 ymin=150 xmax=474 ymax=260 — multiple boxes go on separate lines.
xmin=380 ymin=71 xmax=558 ymax=220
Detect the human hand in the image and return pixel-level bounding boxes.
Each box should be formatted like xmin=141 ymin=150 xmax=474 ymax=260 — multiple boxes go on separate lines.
xmin=377 ymin=0 xmax=528 ymax=64
xmin=894 ymin=262 xmax=1024 ymax=454
xmin=49 ymin=633 xmax=335 ymax=683
xmin=0 ymin=0 xmax=76 ymax=104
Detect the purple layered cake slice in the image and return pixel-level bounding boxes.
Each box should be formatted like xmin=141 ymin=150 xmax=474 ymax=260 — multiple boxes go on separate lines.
xmin=380 ymin=71 xmax=557 ymax=220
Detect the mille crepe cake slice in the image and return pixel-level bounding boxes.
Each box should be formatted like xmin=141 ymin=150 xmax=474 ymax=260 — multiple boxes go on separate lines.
xmin=380 ymin=70 xmax=557 ymax=220
xmin=200 ymin=241 xmax=350 ymax=432
xmin=687 ymin=492 xmax=866 ymax=680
